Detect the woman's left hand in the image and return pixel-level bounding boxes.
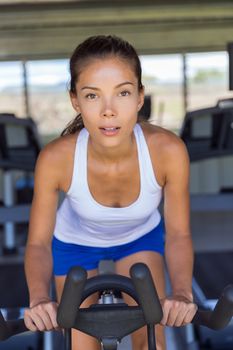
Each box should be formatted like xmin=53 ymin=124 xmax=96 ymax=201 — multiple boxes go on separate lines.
xmin=160 ymin=295 xmax=198 ymax=327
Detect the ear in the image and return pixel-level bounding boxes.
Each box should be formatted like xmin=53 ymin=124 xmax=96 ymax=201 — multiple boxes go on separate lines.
xmin=137 ymin=86 xmax=145 ymax=111
xmin=70 ymin=91 xmax=81 ymax=113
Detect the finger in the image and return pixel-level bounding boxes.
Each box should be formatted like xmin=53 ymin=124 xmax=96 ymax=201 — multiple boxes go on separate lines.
xmin=30 ymin=314 xmax=47 ymax=332
xmin=173 ymin=303 xmax=197 ymax=326
xmin=172 ymin=303 xmax=190 ymax=327
xmin=29 ymin=309 xmax=49 ymax=331
xmin=41 ymin=311 xmax=55 ymax=331
xmin=160 ymin=299 xmax=172 ymax=326
xmin=166 ymin=300 xmax=181 ymax=327
xmin=182 ymin=304 xmax=198 ymax=325
xmin=46 ymin=303 xmax=59 ymax=329
xmin=31 ymin=303 xmax=55 ymax=331
xmin=24 ymin=313 xmax=38 ymax=332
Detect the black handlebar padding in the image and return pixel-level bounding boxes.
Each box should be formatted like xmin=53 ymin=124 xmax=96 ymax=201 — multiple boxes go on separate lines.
xmin=192 ymin=284 xmax=233 ymax=330
xmin=57 ymin=266 xmax=87 ymax=329
xmin=130 ymin=263 xmax=163 ymax=324
xmin=80 ymin=274 xmax=139 ymax=303
xmin=0 ymin=311 xmax=28 ymax=340
xmin=0 ymin=311 xmax=9 ymax=340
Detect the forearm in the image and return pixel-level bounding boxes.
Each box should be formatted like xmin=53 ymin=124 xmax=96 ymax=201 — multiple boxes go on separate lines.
xmin=165 ymin=234 xmax=194 ymax=301
xmin=25 ymin=244 xmax=53 ymax=307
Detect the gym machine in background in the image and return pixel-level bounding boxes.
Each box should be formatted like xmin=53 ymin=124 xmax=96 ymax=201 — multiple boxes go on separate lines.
xmin=177 ymin=42 xmax=233 ymax=349
xmin=0 ymin=113 xmax=40 ymax=254
xmin=228 ymin=42 xmax=233 ymax=91
xmin=0 ymin=113 xmax=43 ymax=349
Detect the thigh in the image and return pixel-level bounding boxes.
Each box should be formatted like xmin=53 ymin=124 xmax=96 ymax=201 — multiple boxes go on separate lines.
xmin=115 ymin=250 xmax=166 ymax=298
xmin=115 ymin=251 xmax=166 ymax=350
xmin=55 ymin=268 xmax=99 ymax=304
xmin=55 ymin=268 xmax=101 ymax=350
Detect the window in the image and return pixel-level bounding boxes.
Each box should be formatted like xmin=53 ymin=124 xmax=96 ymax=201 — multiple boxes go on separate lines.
xmin=27 ymin=59 xmax=75 ymax=138
xmin=0 ymin=62 xmax=24 ymax=117
xmin=140 ymin=54 xmax=184 ymax=132
xmin=186 ymin=52 xmax=232 ymax=111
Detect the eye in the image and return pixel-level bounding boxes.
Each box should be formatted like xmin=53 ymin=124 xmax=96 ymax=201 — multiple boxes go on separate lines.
xmin=120 ymin=90 xmax=131 ymax=97
xmin=85 ymin=93 xmax=97 ymax=100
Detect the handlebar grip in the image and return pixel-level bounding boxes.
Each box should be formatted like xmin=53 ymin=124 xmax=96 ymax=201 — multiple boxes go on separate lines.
xmin=193 ymin=284 xmax=233 ymax=330
xmin=0 ymin=311 xmax=28 ymax=340
xmin=130 ymin=263 xmax=163 ymax=324
xmin=57 ymin=266 xmax=87 ymax=329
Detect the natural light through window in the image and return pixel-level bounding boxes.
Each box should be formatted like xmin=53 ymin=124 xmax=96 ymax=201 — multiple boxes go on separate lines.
xmin=0 ymin=51 xmax=232 ymax=141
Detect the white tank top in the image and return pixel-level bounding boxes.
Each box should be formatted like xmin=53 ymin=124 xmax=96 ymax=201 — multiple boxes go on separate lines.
xmin=54 ymin=124 xmax=162 ymax=247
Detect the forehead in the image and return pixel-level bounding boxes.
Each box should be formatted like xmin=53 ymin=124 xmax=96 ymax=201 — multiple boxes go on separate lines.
xmin=77 ymin=57 xmax=137 ymax=84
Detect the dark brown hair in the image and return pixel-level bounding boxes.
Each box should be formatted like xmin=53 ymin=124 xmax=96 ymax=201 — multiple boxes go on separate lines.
xmin=61 ymin=35 xmax=143 ymax=136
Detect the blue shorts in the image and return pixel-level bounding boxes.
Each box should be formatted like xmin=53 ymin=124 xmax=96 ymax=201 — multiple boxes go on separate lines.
xmin=52 ymin=220 xmax=165 ymax=275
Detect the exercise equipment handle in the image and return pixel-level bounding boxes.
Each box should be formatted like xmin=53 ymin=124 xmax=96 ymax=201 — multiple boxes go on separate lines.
xmin=192 ymin=284 xmax=233 ymax=330
xmin=130 ymin=263 xmax=163 ymax=324
xmin=57 ymin=265 xmax=87 ymax=328
xmin=0 ymin=311 xmax=28 ymax=340
xmin=0 ymin=267 xmax=233 ymax=341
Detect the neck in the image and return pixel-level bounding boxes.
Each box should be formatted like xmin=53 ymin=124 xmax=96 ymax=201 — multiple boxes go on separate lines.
xmin=88 ymin=134 xmax=135 ymax=164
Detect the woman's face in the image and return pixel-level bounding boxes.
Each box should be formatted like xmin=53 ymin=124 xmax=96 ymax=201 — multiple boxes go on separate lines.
xmin=70 ymin=57 xmax=144 ymax=149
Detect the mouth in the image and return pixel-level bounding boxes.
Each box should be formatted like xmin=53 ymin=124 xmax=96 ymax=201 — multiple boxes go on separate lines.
xmin=99 ymin=126 xmax=121 ymax=136
xmin=99 ymin=126 xmax=120 ymax=131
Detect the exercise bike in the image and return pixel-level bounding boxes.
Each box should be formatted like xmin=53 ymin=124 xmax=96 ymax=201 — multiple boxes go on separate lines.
xmin=0 ymin=263 xmax=233 ymax=350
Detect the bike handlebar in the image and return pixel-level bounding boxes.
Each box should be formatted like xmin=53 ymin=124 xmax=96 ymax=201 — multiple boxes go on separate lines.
xmin=0 ymin=263 xmax=233 ymax=341
xmin=192 ymin=284 xmax=233 ymax=330
xmin=130 ymin=263 xmax=163 ymax=324
xmin=0 ymin=313 xmax=26 ymax=341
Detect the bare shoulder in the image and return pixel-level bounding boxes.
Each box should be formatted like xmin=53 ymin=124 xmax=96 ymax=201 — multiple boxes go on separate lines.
xmin=140 ymin=122 xmax=188 ymax=159
xmin=38 ymin=133 xmax=77 ymax=166
xmin=35 ymin=132 xmax=78 ymax=191
xmin=140 ymin=122 xmax=189 ymax=186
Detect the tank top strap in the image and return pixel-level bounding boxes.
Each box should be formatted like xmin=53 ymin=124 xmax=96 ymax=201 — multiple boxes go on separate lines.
xmin=134 ymin=124 xmax=161 ymax=190
xmin=67 ymin=127 xmax=88 ymax=196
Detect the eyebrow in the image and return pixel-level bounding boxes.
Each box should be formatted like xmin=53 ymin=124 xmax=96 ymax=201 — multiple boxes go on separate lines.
xmin=81 ymin=81 xmax=134 ymax=91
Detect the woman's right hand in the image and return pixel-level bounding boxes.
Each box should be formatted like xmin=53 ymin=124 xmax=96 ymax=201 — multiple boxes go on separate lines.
xmin=24 ymin=299 xmax=59 ymax=332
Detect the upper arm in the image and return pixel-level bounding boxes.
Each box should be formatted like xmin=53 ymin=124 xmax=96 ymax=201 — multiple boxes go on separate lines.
xmin=27 ymin=144 xmax=61 ymax=247
xmin=162 ymin=136 xmax=191 ymax=238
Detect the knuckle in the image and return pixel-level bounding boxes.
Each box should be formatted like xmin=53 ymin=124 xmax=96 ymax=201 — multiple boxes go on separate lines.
xmin=24 ymin=309 xmax=29 ymax=316
xmin=164 ymin=299 xmax=172 ymax=308
xmin=48 ymin=302 xmax=55 ymax=311
xmin=193 ymin=304 xmax=198 ymax=311
xmin=189 ymin=304 xmax=197 ymax=314
xmin=37 ymin=304 xmax=44 ymax=311
xmin=30 ymin=308 xmax=37 ymax=316
xmin=173 ymin=301 xmax=180 ymax=308
xmin=30 ymin=306 xmax=37 ymax=314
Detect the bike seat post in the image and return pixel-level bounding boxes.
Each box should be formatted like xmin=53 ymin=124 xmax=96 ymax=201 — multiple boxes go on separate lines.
xmin=64 ymin=328 xmax=71 ymax=350
xmin=100 ymin=290 xmax=115 ymax=304
xmin=101 ymin=337 xmax=119 ymax=350
xmin=147 ymin=324 xmax=156 ymax=350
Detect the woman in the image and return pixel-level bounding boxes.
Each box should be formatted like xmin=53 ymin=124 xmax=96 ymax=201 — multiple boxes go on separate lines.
xmin=24 ymin=35 xmax=197 ymax=350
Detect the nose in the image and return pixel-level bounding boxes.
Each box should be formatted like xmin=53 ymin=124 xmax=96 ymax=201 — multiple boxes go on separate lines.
xmin=101 ymin=98 xmax=116 ymax=118
xmin=102 ymin=110 xmax=116 ymax=118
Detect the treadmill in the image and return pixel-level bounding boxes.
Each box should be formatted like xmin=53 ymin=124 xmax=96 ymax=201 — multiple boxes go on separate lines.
xmin=0 ymin=113 xmax=41 ymax=253
xmin=0 ymin=113 xmax=42 ymax=349
xmin=180 ymin=99 xmax=233 ymax=349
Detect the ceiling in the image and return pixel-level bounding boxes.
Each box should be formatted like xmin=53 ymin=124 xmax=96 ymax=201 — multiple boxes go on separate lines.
xmin=0 ymin=0 xmax=233 ymax=61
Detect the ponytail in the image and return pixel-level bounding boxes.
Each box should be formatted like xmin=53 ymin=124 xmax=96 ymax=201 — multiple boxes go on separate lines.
xmin=61 ymin=113 xmax=84 ymax=136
